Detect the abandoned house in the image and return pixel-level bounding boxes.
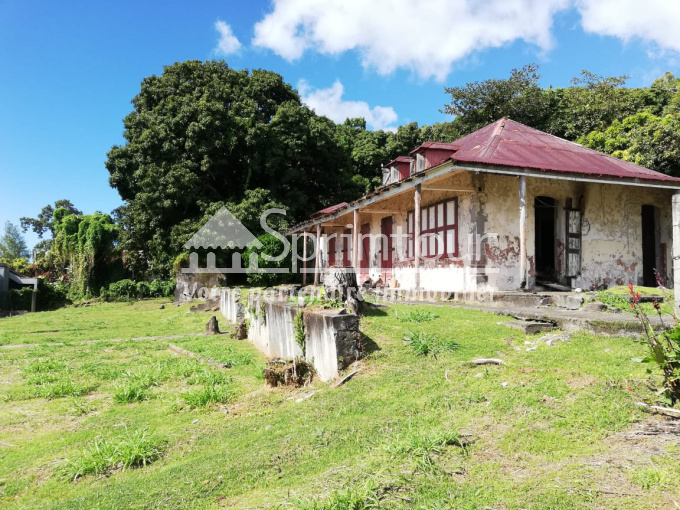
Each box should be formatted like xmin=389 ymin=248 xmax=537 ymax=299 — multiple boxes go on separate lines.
xmin=288 ymin=118 xmax=680 ymax=299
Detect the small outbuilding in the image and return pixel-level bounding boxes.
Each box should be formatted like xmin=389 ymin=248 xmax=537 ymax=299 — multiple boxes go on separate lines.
xmin=289 ymin=118 xmax=680 ymax=301
xmin=0 ymin=263 xmax=38 ymax=313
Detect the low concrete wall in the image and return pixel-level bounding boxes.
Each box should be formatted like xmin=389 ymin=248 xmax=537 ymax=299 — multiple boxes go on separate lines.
xmin=220 ymin=289 xmax=360 ymax=381
xmin=220 ymin=288 xmax=245 ymax=322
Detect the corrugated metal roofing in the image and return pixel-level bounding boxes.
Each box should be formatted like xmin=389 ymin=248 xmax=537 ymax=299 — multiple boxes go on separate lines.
xmin=410 ymin=141 xmax=460 ymax=154
xmin=312 ymin=202 xmax=348 ymax=216
xmin=450 ymin=118 xmax=680 ymax=183
xmin=384 ymin=155 xmax=411 ymax=167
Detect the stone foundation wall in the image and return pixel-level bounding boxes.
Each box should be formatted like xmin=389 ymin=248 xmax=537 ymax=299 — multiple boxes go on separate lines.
xmin=220 ymin=289 xmax=360 ymax=381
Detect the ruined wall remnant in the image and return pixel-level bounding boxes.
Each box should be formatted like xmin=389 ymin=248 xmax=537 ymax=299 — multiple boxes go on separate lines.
xmin=220 ymin=289 xmax=361 ymax=381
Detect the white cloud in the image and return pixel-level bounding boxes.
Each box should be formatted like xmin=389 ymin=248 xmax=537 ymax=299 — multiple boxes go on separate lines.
xmin=298 ymin=80 xmax=399 ymax=131
xmin=576 ymin=0 xmax=680 ymax=53
xmin=253 ymin=0 xmax=570 ymax=81
xmin=214 ymin=20 xmax=241 ymax=55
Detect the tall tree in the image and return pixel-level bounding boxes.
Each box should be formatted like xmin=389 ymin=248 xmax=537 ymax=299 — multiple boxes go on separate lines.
xmin=0 ymin=221 xmax=29 ymax=261
xmin=443 ymin=64 xmax=550 ymax=134
xmin=20 ymin=199 xmax=81 ymax=239
xmin=106 ymin=60 xmax=352 ymax=278
xmin=579 ymin=112 xmax=680 ymax=177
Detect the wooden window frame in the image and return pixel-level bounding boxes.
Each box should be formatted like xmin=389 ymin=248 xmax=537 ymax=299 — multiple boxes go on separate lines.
xmin=407 ymin=197 xmax=458 ymax=260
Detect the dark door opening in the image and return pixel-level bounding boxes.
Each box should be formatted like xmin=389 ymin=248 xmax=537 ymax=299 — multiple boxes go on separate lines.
xmin=360 ymin=223 xmax=370 ymax=281
xmin=641 ymin=205 xmax=659 ymax=287
xmin=380 ymin=217 xmax=393 ymax=281
xmin=535 ymin=196 xmax=557 ymax=280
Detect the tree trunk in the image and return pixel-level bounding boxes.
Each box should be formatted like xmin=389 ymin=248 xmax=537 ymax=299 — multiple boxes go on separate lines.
xmin=324 ymin=267 xmax=363 ymax=314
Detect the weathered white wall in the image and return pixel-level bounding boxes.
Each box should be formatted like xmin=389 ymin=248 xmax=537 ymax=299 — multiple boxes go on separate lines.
xmin=317 ymin=170 xmax=675 ymax=293
xmin=219 ymin=289 xmax=360 ymax=381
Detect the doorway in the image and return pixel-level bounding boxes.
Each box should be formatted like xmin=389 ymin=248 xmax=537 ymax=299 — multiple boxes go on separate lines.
xmin=380 ymin=217 xmax=393 ymax=282
xmin=534 ymin=196 xmax=557 ymax=280
xmin=360 ymin=223 xmax=370 ymax=282
xmin=641 ymin=205 xmax=659 ymax=287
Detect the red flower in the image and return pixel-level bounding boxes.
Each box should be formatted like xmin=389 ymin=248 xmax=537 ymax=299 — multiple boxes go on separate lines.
xmin=628 ymin=283 xmax=635 ymax=296
xmin=633 ymin=292 xmax=641 ymax=304
xmin=653 ymin=300 xmax=661 ymax=310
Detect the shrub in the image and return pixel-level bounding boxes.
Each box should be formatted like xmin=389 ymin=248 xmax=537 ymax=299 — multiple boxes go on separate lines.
xmin=37 ymin=279 xmax=70 ymax=310
xmin=64 ymin=428 xmax=167 ymax=480
xmin=630 ymin=280 xmax=680 ymax=405
xmin=149 ymin=279 xmax=175 ymax=298
xmin=136 ymin=281 xmax=150 ymax=298
xmin=243 ymin=233 xmax=293 ymax=287
xmin=107 ymin=279 xmax=138 ymax=301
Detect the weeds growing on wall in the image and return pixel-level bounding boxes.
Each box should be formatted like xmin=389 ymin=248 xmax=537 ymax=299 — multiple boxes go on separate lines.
xmin=293 ymin=310 xmax=306 ymax=356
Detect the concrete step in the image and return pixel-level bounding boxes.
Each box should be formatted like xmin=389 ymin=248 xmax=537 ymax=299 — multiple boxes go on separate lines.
xmin=501 ymin=320 xmax=556 ymax=334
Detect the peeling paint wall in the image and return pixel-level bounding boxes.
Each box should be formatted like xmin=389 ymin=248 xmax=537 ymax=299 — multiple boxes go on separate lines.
xmin=318 ymin=170 xmax=675 ymax=293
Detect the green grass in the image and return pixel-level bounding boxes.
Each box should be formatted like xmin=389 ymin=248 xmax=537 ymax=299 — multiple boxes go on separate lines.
xmin=596 ymin=285 xmax=675 ymax=315
xmin=63 ymin=428 xmax=167 ymax=480
xmin=0 ymin=298 xmax=207 ymax=346
xmin=1 ymin=300 xmax=679 ymax=508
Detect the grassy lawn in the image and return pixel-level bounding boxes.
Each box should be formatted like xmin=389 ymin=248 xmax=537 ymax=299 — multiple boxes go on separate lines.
xmin=1 ymin=299 xmax=679 ymax=509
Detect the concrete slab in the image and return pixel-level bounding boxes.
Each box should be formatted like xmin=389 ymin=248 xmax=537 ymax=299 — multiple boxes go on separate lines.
xmin=553 ymin=294 xmax=584 ymax=310
xmin=502 ymin=320 xmax=555 ymax=334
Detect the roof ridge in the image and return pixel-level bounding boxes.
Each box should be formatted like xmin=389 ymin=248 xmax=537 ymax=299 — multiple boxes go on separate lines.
xmin=480 ymin=117 xmax=507 ymax=158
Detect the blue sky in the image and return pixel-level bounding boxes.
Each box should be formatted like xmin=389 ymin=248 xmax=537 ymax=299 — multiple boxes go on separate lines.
xmin=1 ymin=0 xmax=679 ymax=252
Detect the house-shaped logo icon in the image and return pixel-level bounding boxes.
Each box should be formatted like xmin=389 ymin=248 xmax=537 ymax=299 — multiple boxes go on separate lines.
xmin=182 ymin=207 xmax=263 ymax=274
xmin=184 ymin=207 xmax=263 ymax=251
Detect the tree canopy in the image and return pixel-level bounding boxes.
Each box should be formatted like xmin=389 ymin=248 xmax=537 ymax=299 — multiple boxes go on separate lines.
xmin=106 ymin=61 xmax=352 ymax=277
xmin=0 ymin=221 xmax=29 ymax=262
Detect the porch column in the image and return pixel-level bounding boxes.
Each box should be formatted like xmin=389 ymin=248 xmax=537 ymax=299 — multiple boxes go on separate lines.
xmin=314 ymin=224 xmax=321 ymax=285
xmin=673 ymin=193 xmax=680 ymax=311
xmin=302 ymin=230 xmax=308 ymax=285
xmin=519 ymin=176 xmax=527 ymax=289
xmin=352 ymin=209 xmax=359 ymax=270
xmin=414 ymin=184 xmax=422 ymax=289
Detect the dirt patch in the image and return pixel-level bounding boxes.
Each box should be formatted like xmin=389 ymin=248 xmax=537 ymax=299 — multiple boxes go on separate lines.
xmin=566 ymin=376 xmax=598 ymax=389
xmin=263 ymin=359 xmax=315 ymax=388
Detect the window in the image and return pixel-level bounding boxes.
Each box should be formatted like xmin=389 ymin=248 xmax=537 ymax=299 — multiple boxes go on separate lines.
xmin=407 ymin=198 xmax=458 ymax=259
xmin=416 ymin=154 xmax=426 ymax=173
xmin=382 ymin=168 xmax=391 ymax=186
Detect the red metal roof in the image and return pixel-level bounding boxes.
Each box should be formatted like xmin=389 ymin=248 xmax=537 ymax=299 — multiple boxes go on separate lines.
xmin=312 ymin=202 xmax=348 ymax=216
xmin=384 ymin=155 xmax=411 ymax=167
xmin=410 ymin=141 xmax=460 ymax=155
xmin=450 ymin=118 xmax=680 ymax=183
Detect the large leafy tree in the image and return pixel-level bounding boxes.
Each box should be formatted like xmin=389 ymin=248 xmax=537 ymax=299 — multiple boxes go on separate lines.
xmin=443 ymin=64 xmax=550 ymax=134
xmin=106 ymin=60 xmax=352 ymax=278
xmin=579 ymin=112 xmax=680 ymax=177
xmin=442 ymin=64 xmax=675 ymax=142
